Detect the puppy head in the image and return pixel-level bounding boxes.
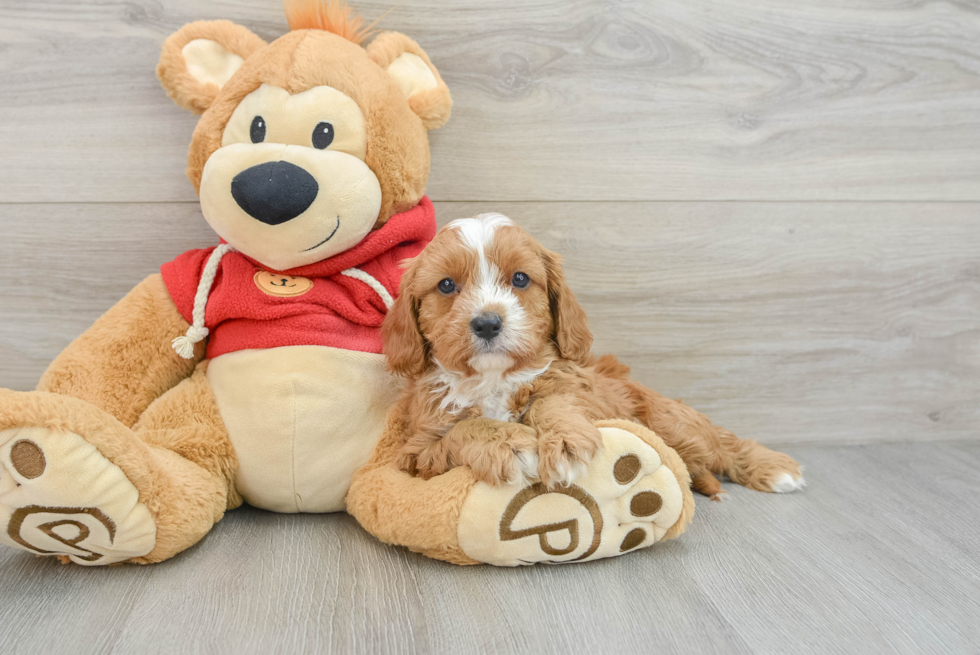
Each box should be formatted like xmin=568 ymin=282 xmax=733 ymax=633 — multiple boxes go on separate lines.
xmin=383 ymin=213 xmax=592 ymax=377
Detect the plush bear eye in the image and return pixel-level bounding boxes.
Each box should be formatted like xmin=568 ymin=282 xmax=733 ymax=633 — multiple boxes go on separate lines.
xmin=250 ymin=116 xmax=266 ymax=144
xmin=512 ymin=272 xmax=530 ymax=288
xmin=312 ymin=122 xmax=335 ymax=149
xmin=438 ymin=278 xmax=456 ymax=294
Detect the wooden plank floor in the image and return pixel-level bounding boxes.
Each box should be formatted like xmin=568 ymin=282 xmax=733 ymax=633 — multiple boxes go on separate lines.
xmin=1 ymin=440 xmax=978 ymax=654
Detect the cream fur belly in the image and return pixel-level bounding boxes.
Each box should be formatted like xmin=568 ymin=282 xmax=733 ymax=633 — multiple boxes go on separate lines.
xmin=207 ymin=345 xmax=401 ymax=513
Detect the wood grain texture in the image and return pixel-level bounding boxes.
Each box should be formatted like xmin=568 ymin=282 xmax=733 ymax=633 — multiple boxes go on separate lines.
xmin=2 ymin=201 xmax=976 ymax=445
xmin=0 ymin=0 xmax=979 ymax=203
xmin=1 ymin=2 xmax=978 ymax=652
xmin=0 ymin=441 xmax=978 ymax=654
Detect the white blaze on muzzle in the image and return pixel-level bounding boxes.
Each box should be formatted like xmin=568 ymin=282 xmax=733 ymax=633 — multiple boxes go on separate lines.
xmin=447 ymin=213 xmax=530 ymax=363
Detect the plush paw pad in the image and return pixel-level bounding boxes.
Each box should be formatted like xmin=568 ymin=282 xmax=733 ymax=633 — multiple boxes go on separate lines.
xmin=0 ymin=427 xmax=155 ymax=565
xmin=456 ymin=425 xmax=685 ymax=565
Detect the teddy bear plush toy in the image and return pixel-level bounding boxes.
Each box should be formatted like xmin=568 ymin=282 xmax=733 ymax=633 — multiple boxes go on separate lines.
xmin=349 ymin=419 xmax=695 ymax=566
xmin=0 ymin=0 xmax=451 ymax=565
xmin=0 ymin=0 xmax=694 ymax=567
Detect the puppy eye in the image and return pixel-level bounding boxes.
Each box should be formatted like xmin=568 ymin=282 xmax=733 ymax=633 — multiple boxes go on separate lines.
xmin=312 ymin=122 xmax=335 ymax=149
xmin=250 ymin=116 xmax=266 ymax=144
xmin=438 ymin=278 xmax=456 ymax=294
xmin=511 ymin=272 xmax=530 ymax=288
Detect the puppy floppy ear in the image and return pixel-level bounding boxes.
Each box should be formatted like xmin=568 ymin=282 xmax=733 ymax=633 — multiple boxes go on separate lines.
xmin=367 ymin=32 xmax=452 ymax=130
xmin=157 ymin=20 xmax=266 ymax=114
xmin=383 ymin=261 xmax=429 ymax=377
xmin=543 ymin=248 xmax=593 ymax=362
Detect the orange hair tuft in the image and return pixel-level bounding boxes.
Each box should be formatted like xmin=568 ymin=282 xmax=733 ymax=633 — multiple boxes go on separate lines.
xmin=283 ymin=0 xmax=377 ymax=45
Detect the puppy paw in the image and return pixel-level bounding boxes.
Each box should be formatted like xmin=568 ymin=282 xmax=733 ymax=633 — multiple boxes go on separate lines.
xmin=768 ymin=471 xmax=806 ymax=493
xmin=747 ymin=453 xmax=806 ymax=494
xmin=467 ymin=424 xmax=539 ymax=487
xmin=543 ymin=457 xmax=589 ymax=488
xmin=513 ymin=448 xmax=540 ymax=485
xmin=393 ymin=449 xmax=420 ymax=478
xmin=410 ymin=444 xmax=451 ymax=481
xmin=536 ymin=429 xmax=601 ymax=488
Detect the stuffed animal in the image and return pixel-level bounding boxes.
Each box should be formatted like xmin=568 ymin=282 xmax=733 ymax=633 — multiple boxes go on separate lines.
xmin=0 ymin=0 xmax=452 ymax=565
xmin=0 ymin=0 xmax=694 ymax=568
xmin=346 ymin=214 xmax=700 ymax=566
xmin=349 ymin=419 xmax=694 ymax=565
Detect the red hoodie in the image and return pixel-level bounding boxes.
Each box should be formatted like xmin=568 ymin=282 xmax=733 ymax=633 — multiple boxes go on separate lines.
xmin=161 ymin=196 xmax=435 ymax=359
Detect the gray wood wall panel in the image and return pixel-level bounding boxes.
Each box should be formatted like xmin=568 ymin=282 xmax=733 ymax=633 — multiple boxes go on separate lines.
xmin=2 ymin=201 xmax=976 ymax=445
xmin=1 ymin=0 xmax=979 ymax=203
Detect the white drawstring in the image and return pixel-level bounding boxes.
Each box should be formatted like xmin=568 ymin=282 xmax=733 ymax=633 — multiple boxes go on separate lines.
xmin=172 ymin=244 xmax=234 ymax=359
xmin=171 ymin=255 xmax=390 ymax=359
xmin=340 ymin=267 xmax=394 ymax=310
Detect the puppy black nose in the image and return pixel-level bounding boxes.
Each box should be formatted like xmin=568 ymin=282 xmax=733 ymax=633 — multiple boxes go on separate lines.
xmin=231 ymin=161 xmax=318 ymax=225
xmin=470 ymin=313 xmax=503 ymax=341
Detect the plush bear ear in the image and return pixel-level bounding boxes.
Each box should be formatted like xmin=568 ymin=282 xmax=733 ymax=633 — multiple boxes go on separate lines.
xmin=157 ymin=20 xmax=267 ymax=114
xmin=367 ymin=32 xmax=452 ymax=130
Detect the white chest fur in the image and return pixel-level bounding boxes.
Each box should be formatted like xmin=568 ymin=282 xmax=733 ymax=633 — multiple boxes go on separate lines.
xmin=429 ymin=362 xmax=549 ymax=422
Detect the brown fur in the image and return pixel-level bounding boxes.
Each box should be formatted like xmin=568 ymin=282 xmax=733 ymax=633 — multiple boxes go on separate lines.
xmin=0 ymin=363 xmax=236 ymax=564
xmin=692 ymin=470 xmax=725 ymax=501
xmin=158 ymin=16 xmax=451 ymax=224
xmin=383 ymin=219 xmax=802 ymax=495
xmin=28 ymin=274 xmax=236 ymax=559
xmin=347 ymin=407 xmax=481 ymax=565
xmin=155 ymin=20 xmax=267 ymax=115
xmin=366 ymin=32 xmax=453 ymax=130
xmin=37 ymin=274 xmax=203 ymax=428
xmin=346 ymin=413 xmax=696 ymax=565
xmin=1 ymin=2 xmax=453 ymax=565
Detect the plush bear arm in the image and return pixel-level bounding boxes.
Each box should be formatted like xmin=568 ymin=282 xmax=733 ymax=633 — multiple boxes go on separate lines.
xmin=37 ymin=274 xmax=202 ymax=428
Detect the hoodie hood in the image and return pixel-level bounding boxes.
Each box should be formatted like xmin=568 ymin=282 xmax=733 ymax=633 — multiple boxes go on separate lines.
xmin=162 ymin=196 xmax=436 ymax=358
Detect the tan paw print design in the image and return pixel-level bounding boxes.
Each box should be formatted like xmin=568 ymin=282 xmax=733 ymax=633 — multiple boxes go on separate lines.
xmin=456 ymin=424 xmax=689 ymax=565
xmin=0 ymin=427 xmax=156 ymax=565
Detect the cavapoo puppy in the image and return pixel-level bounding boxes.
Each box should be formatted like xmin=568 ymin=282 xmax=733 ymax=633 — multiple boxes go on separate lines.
xmin=382 ymin=213 xmax=804 ymax=499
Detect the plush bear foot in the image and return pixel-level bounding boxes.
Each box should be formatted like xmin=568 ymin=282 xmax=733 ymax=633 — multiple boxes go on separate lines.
xmin=455 ymin=421 xmax=694 ymax=566
xmin=0 ymin=426 xmax=156 ymax=565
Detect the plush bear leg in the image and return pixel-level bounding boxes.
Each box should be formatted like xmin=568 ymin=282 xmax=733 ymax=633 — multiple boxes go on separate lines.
xmin=348 ymin=410 xmax=483 ymax=565
xmin=348 ymin=410 xmax=696 ymax=566
xmin=0 ymin=364 xmax=236 ymax=565
xmin=126 ymin=361 xmax=239 ymax=563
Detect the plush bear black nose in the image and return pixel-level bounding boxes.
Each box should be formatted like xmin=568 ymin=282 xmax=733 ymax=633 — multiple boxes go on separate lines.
xmin=231 ymin=161 xmax=318 ymax=225
xmin=470 ymin=313 xmax=503 ymax=341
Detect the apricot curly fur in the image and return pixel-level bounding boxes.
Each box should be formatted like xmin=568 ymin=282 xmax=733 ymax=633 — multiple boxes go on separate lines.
xmin=384 ymin=218 xmax=802 ymax=495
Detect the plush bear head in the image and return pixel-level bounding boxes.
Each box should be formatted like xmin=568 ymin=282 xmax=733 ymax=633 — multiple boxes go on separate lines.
xmin=156 ymin=0 xmax=451 ymax=271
